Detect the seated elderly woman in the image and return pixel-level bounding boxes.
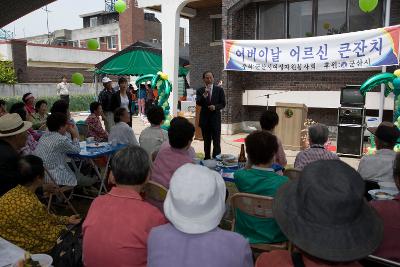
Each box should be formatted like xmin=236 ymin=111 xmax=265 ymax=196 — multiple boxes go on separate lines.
xmin=50 ymin=100 xmax=79 ymax=139
xmin=108 ymin=107 xmax=138 ymax=145
xmin=0 ymin=155 xmax=80 ymax=254
xmin=139 ymin=106 xmax=168 ymax=157
xmin=148 ymin=163 xmax=253 ymax=267
xmin=32 ymin=100 xmax=48 ymax=130
xmin=234 ymin=131 xmax=288 ymax=244
xmin=256 ymin=160 xmax=383 ymax=267
xmin=34 ymin=113 xmax=95 ymax=186
xmin=85 ymin=101 xmax=108 ymax=142
xmin=151 ymin=117 xmax=195 ymax=188
xmin=9 ymin=102 xmax=39 ymax=155
xmin=83 ymin=146 xmax=166 ymax=267
xmin=294 ymin=123 xmax=339 ymax=170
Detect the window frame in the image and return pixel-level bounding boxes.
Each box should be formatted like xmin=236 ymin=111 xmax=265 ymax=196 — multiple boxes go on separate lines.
xmin=107 ymin=36 xmax=117 ymax=50
xmin=89 ymin=17 xmax=98 ymax=28
xmin=211 ymin=17 xmax=222 ymax=42
xmin=256 ymin=0 xmax=384 ymax=39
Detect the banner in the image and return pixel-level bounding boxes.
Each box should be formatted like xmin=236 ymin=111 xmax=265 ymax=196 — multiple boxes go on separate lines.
xmin=224 ymin=25 xmax=400 ymax=72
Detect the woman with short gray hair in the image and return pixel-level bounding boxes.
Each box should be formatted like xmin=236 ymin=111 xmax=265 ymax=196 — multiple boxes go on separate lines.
xmin=294 ymin=123 xmax=339 ymax=170
xmin=83 ymin=146 xmax=166 ymax=267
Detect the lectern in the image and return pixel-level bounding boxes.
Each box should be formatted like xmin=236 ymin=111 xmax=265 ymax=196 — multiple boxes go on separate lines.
xmin=274 ymin=103 xmax=308 ymax=151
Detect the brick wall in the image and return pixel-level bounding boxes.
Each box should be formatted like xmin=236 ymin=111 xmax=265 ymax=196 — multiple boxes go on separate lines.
xmin=11 ymin=40 xmax=28 ymax=83
xmin=199 ymin=0 xmax=399 ymax=129
xmin=26 ymin=67 xmax=94 ymax=83
xmin=189 ymin=6 xmax=223 ymax=90
xmin=119 ymin=0 xmax=144 ymax=49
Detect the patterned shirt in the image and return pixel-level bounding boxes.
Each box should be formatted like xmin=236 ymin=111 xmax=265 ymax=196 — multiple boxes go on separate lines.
xmin=0 ymin=185 xmax=68 ymax=253
xmin=358 ymin=149 xmax=397 ymax=183
xmin=85 ymin=113 xmax=108 ymax=142
xmin=294 ymin=144 xmax=340 ymax=170
xmin=34 ymin=132 xmax=80 ymax=186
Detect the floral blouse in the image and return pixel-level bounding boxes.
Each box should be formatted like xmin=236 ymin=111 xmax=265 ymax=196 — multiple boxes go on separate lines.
xmin=0 ymin=185 xmax=68 ymax=253
xmin=85 ymin=113 xmax=108 ymax=142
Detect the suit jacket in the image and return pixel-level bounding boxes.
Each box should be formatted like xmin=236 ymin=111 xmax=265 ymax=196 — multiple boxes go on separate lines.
xmin=196 ymin=85 xmax=226 ymax=128
xmin=111 ymin=90 xmax=133 ymax=114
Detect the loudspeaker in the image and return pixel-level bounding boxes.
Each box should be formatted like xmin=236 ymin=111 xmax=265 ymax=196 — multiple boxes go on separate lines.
xmin=337 ymin=125 xmax=364 ymax=157
xmin=338 ymin=107 xmax=365 ymax=125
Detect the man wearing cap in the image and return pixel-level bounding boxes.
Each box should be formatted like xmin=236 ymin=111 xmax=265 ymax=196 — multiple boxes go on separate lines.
xmin=256 ymin=160 xmax=383 ymax=266
xmin=358 ymin=121 xmax=400 ymax=186
xmin=148 ymin=164 xmax=253 ymax=267
xmin=98 ymin=77 xmax=115 ymax=132
xmin=0 ymin=113 xmax=31 ymax=196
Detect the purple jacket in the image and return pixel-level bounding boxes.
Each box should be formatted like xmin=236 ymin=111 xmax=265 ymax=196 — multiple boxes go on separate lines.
xmin=148 ymin=223 xmax=253 ymax=267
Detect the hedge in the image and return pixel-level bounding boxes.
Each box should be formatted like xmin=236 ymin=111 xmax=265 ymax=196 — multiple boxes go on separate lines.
xmin=2 ymin=94 xmax=97 ymax=112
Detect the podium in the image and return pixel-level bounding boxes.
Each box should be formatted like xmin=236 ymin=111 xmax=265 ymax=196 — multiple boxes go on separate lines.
xmin=194 ymin=105 xmax=203 ymax=140
xmin=274 ymin=103 xmax=308 ymax=151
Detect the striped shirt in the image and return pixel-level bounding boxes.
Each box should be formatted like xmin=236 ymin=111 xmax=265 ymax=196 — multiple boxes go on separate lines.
xmin=34 ymin=132 xmax=80 ymax=186
xmin=294 ymin=144 xmax=340 ymax=170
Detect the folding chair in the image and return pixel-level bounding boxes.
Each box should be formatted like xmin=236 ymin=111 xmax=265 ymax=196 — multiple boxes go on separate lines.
xmin=283 ymin=168 xmax=301 ymax=181
xmin=142 ymin=181 xmax=168 ymax=211
xmin=231 ymin=193 xmax=290 ymax=252
xmin=44 ymin=168 xmax=78 ymax=215
xmin=76 ymin=121 xmax=88 ymax=141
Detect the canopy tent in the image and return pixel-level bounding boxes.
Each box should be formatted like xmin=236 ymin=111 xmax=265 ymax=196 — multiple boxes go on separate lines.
xmin=95 ymin=41 xmax=190 ymax=77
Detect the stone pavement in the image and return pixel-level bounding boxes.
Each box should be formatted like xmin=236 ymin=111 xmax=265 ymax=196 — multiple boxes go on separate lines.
xmin=73 ymin=113 xmax=361 ymax=170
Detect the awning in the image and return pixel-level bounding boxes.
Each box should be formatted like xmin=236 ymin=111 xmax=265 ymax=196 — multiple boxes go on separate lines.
xmin=95 ymin=41 xmax=190 ymax=76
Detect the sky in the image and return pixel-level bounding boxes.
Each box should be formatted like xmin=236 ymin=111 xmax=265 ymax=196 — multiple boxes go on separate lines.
xmin=3 ymin=0 xmax=189 ymax=41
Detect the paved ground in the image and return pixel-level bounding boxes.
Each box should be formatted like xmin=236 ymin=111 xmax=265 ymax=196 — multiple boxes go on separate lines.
xmin=73 ymin=113 xmax=361 ymax=170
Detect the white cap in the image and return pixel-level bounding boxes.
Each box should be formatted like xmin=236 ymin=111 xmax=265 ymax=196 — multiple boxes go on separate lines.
xmin=163 ymin=163 xmax=226 ymax=234
xmin=102 ymin=77 xmax=112 ymax=83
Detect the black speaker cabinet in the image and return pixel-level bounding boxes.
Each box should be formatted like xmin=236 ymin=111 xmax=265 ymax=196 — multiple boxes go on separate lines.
xmin=337 ymin=124 xmax=364 ymax=157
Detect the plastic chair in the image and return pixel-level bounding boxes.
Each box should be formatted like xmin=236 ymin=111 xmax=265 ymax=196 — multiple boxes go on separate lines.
xmin=76 ymin=121 xmax=88 ymax=141
xmin=44 ymin=168 xmax=78 ymax=215
xmin=230 ymin=193 xmax=290 ymax=252
xmin=283 ymin=168 xmax=301 ymax=181
xmin=142 ymin=181 xmax=168 ymax=211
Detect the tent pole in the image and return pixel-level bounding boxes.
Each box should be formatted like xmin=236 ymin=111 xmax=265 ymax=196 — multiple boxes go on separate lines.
xmin=379 ymin=0 xmax=391 ymax=122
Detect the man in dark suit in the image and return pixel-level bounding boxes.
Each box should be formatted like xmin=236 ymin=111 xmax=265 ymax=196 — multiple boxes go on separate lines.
xmin=196 ymin=71 xmax=226 ymax=160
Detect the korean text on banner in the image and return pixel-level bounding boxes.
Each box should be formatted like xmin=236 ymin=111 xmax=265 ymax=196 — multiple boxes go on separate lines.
xmin=224 ymin=25 xmax=400 ymax=72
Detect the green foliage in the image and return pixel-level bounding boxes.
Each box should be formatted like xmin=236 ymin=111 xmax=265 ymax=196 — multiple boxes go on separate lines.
xmin=0 ymin=61 xmax=17 ymax=84
xmin=2 ymin=94 xmax=96 ymax=112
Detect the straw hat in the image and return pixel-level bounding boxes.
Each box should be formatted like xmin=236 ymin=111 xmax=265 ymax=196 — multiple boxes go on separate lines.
xmin=273 ymin=160 xmax=383 ymax=262
xmin=0 ymin=113 xmax=32 ymax=137
xmin=164 ymin=163 xmax=226 ymax=234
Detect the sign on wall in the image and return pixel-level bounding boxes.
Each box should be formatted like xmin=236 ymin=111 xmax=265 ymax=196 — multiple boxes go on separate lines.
xmin=224 ymin=25 xmax=400 ymax=72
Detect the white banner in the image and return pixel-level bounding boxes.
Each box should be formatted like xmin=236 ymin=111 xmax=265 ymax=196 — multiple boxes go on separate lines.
xmin=224 ymin=25 xmax=400 ymax=72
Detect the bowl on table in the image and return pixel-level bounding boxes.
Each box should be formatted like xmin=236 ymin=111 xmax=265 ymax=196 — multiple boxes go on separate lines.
xmin=216 ymin=154 xmax=235 ymax=161
xmin=378 ymin=182 xmax=398 ymax=191
xmin=368 ymin=189 xmax=398 ymax=200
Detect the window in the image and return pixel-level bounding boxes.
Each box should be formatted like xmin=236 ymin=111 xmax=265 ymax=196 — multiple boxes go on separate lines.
xmin=317 ymin=0 xmax=347 ymax=36
xmin=258 ymin=2 xmax=286 ymax=39
xmin=348 ymin=0 xmax=383 ymax=32
xmin=212 ymin=18 xmax=222 ymax=42
xmin=90 ymin=17 xmax=98 ymax=27
xmin=257 ymin=0 xmax=383 ymax=39
xmin=107 ymin=36 xmax=117 ymax=50
xmin=288 ymin=0 xmax=313 ymax=38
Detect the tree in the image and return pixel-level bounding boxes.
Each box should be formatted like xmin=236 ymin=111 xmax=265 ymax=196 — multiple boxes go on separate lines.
xmin=0 ymin=60 xmax=17 ymax=84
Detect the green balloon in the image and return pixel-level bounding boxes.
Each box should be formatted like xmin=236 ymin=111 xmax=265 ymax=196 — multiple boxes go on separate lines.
xmin=87 ymin=39 xmax=99 ymax=50
xmin=359 ymin=0 xmax=378 ymax=13
xmin=114 ymin=0 xmax=127 ymax=13
xmin=71 ymin=73 xmax=84 ymax=86
xmin=360 ymin=73 xmax=397 ymax=96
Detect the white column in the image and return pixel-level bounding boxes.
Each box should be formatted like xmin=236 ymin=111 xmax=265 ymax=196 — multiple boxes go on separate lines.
xmin=160 ymin=6 xmax=181 ymax=115
xmin=379 ymin=0 xmax=392 ymax=122
xmin=137 ymin=0 xmax=197 ymax=115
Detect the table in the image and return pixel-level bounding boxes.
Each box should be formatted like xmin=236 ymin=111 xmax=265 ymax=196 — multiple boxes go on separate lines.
xmin=68 ymin=142 xmax=127 ymax=197
xmin=0 ymin=237 xmax=25 ymax=267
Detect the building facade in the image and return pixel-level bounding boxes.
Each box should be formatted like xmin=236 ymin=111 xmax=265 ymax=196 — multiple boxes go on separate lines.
xmin=189 ymin=0 xmax=400 ymax=133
